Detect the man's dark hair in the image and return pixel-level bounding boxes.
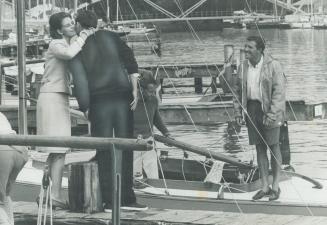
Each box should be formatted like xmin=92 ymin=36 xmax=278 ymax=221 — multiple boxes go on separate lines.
xmin=75 ymin=10 xmax=98 ymax=29
xmin=247 ymin=36 xmax=265 ymax=53
xmin=139 ymin=69 xmax=157 ymax=89
xmin=49 ymin=12 xmax=71 ymax=39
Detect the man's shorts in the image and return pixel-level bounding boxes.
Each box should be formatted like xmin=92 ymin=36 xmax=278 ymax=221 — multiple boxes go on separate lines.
xmin=246 ymin=100 xmax=280 ymax=146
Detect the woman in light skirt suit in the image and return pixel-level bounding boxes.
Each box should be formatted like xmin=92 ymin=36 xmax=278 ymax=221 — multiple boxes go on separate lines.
xmin=37 ymin=12 xmax=93 ymax=208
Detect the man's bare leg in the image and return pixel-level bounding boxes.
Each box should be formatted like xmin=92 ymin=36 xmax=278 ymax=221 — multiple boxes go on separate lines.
xmin=256 ymin=144 xmax=270 ymax=192
xmin=270 ymin=143 xmax=282 ymax=191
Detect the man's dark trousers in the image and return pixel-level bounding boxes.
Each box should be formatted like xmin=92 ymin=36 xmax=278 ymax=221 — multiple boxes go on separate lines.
xmin=90 ymin=94 xmax=136 ymax=205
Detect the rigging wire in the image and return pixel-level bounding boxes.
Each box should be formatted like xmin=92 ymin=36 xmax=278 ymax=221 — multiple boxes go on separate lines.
xmin=113 ymin=0 xmax=256 ymax=213
xmin=123 ymin=0 xmax=211 ymax=178
xmin=217 ymin=48 xmax=315 ymax=216
xmin=116 ymin=0 xmax=255 ymax=209
xmin=171 ymin=0 xmax=251 ymax=157
xmin=124 ymin=0 xmax=318 ymax=216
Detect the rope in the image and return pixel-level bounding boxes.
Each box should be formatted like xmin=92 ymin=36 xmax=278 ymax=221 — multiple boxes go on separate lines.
xmin=123 ymin=0 xmax=207 ymax=193
xmin=37 ymin=166 xmax=53 ymax=225
xmin=119 ymin=0 xmax=253 ymax=210
xmin=171 ymin=0 xmax=252 ymax=158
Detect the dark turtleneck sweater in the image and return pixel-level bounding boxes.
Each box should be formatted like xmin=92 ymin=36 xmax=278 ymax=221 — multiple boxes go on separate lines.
xmin=69 ymin=30 xmax=138 ymax=112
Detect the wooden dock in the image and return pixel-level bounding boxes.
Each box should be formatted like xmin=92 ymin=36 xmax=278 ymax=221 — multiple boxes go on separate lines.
xmin=0 ymin=97 xmax=325 ymax=129
xmin=1 ymin=58 xmax=327 ymax=126
xmin=1 ymin=95 xmax=324 ymax=126
xmin=14 ymin=201 xmax=327 ymax=225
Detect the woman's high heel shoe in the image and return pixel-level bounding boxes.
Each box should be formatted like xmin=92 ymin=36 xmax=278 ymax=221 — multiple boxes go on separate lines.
xmin=52 ymin=198 xmax=69 ymax=210
xmin=36 ymin=196 xmax=69 ymax=210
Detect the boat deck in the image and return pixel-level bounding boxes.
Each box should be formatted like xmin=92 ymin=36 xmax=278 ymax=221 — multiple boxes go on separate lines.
xmin=14 ymin=201 xmax=327 ymax=225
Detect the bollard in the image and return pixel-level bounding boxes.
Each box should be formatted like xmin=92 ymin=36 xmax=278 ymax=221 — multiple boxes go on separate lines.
xmin=210 ymin=77 xmax=217 ymax=93
xmin=112 ymin=147 xmax=122 ymax=225
xmin=194 ymin=77 xmax=203 ymax=94
xmin=219 ymin=45 xmax=234 ymax=93
xmin=224 ymin=45 xmax=234 ymax=63
xmin=239 ymin=49 xmax=246 ymax=67
xmin=68 ymin=162 xmax=103 ymax=213
xmin=0 ymin=64 xmax=2 ymax=105
xmin=30 ymin=74 xmax=42 ymax=106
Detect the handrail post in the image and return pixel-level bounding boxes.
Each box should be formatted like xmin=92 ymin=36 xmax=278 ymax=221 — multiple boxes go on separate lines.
xmin=111 ymin=147 xmax=122 ymax=225
xmin=16 ymin=0 xmax=28 ymax=135
xmin=0 ymin=64 xmax=3 ymax=105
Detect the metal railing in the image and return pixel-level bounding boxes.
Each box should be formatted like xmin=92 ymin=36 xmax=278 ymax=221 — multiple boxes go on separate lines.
xmin=0 ymin=59 xmax=46 ymax=104
xmin=0 ymin=134 xmax=152 ymax=225
xmin=0 ymin=134 xmax=152 ymax=150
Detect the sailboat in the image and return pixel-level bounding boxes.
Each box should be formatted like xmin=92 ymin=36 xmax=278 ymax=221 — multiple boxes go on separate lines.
xmin=286 ymin=0 xmax=314 ymax=29
xmin=109 ymin=0 xmax=156 ymax=35
xmin=102 ymin=0 xmax=156 ymax=36
xmin=313 ymin=0 xmax=327 ymax=29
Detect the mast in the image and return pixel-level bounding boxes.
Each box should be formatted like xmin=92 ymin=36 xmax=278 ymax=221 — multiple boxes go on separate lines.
xmin=274 ymin=0 xmax=278 ymax=21
xmin=12 ymin=0 xmax=15 ymax=20
xmin=311 ymin=0 xmax=313 ymax=15
xmin=116 ymin=0 xmax=119 ymax=23
xmin=16 ymin=0 xmax=28 ymax=134
xmin=43 ymin=0 xmax=46 ymax=20
xmin=73 ymin=0 xmax=77 ymax=13
xmin=106 ymin=0 xmax=110 ymax=22
xmin=0 ymin=0 xmax=3 ymax=38
xmin=51 ymin=0 xmax=55 ymax=14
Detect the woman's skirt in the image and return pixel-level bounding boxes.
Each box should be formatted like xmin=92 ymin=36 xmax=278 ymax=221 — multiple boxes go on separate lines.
xmin=36 ymin=92 xmax=71 ymax=153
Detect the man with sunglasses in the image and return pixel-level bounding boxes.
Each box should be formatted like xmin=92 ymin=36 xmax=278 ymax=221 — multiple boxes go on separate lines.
xmin=233 ymin=36 xmax=286 ymax=201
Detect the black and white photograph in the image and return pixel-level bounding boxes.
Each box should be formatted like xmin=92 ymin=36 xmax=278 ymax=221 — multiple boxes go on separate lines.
xmin=0 ymin=0 xmax=327 ymax=224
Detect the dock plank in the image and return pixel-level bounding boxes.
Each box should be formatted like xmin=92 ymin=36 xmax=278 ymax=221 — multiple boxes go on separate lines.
xmin=191 ymin=212 xmax=246 ymax=225
xmin=285 ymin=216 xmax=327 ymax=225
xmin=143 ymin=209 xmax=214 ymax=223
xmin=13 ymin=201 xmax=327 ymax=225
xmin=236 ymin=214 xmax=299 ymax=225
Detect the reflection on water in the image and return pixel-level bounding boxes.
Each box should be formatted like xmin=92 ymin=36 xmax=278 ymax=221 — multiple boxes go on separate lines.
xmin=161 ymin=121 xmax=327 ymax=180
xmin=137 ymin=29 xmax=327 ymax=103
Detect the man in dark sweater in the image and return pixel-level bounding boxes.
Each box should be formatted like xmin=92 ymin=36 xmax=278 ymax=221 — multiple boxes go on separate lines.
xmin=69 ymin=10 xmax=147 ymax=211
xmin=133 ymin=69 xmax=171 ymax=180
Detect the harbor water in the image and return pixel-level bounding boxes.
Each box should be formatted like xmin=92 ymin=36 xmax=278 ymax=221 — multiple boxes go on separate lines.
xmin=137 ymin=28 xmax=327 ymax=180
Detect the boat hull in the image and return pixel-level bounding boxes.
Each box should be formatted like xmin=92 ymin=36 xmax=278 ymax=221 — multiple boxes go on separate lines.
xmin=290 ymin=22 xmax=312 ymax=29
xmin=12 ymin=161 xmax=327 ymax=216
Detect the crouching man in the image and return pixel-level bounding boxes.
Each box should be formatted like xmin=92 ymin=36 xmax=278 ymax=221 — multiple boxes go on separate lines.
xmin=133 ymin=69 xmax=172 ymax=182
